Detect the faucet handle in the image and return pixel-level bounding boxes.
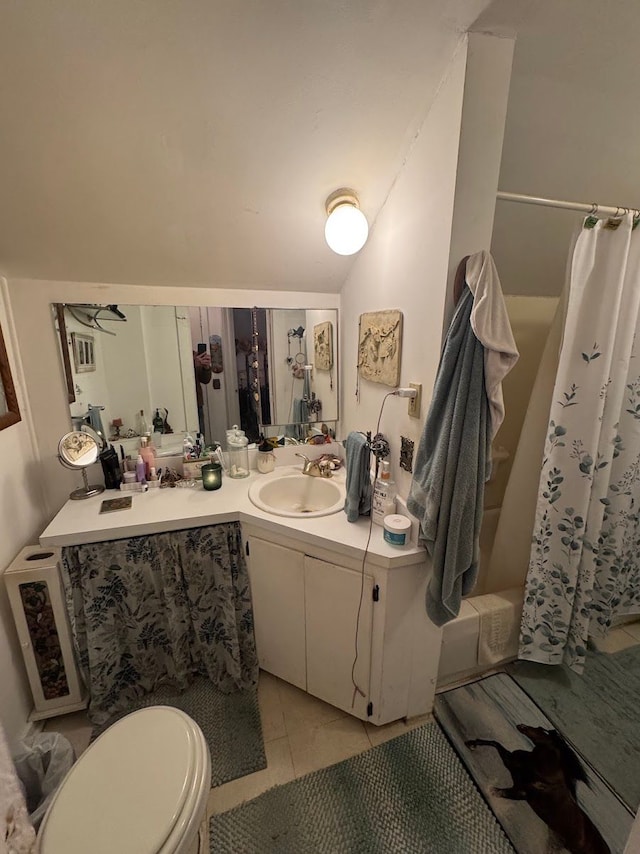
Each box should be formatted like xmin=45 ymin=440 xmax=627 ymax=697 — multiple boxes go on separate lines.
xmin=295 ymin=452 xmax=311 ymax=463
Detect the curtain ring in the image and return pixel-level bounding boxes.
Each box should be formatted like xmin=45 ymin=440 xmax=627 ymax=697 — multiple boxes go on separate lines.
xmin=590 ymin=202 xmax=598 ymax=215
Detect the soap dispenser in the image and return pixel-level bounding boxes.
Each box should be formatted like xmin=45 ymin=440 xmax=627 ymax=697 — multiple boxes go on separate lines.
xmin=372 ymin=460 xmax=396 ymax=526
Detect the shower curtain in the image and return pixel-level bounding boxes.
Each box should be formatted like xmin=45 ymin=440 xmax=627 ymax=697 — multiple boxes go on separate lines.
xmin=521 ymin=213 xmax=640 ymax=670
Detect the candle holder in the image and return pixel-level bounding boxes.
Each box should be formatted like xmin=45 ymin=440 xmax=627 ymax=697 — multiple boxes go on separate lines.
xmin=201 ymin=462 xmax=222 ymax=491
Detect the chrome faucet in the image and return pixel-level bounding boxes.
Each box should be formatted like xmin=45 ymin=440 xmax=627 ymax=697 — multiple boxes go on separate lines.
xmin=295 ymin=453 xmax=332 ymax=478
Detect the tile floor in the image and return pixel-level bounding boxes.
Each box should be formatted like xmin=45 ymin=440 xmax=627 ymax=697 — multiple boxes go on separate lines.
xmin=43 ymin=670 xmax=433 ymax=819
xmin=43 ymin=624 xmax=638 ymax=820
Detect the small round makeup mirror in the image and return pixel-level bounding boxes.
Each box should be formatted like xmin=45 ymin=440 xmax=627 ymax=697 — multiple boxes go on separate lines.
xmin=57 ymin=429 xmax=105 ymax=500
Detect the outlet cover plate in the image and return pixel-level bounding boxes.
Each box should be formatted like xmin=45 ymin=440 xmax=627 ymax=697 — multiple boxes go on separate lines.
xmin=408 ymin=382 xmax=422 ymax=417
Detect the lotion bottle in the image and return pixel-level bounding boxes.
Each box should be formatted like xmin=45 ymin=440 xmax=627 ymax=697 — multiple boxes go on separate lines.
xmin=139 ymin=436 xmax=156 ymax=477
xmin=372 ymin=460 xmax=396 ymax=526
xmin=135 ymin=454 xmax=146 ymax=483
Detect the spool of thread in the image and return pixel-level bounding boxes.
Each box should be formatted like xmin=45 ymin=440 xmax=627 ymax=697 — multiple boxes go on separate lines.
xmin=383 ymin=514 xmax=411 ymax=547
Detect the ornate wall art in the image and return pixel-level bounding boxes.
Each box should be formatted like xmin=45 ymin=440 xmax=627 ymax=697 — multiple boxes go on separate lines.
xmin=358 ymin=310 xmax=403 ymax=387
xmin=313 ymin=321 xmax=333 ymax=371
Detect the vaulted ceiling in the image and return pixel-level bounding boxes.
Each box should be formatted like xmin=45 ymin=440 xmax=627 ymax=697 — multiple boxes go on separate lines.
xmin=0 ymin=0 xmax=494 ymax=290
xmin=2 ymin=1 xmax=635 ymax=294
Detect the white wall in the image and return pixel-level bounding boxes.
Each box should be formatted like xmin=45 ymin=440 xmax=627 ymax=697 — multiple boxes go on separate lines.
xmin=7 ymin=279 xmax=338 ymax=516
xmin=340 ymin=39 xmax=468 ymax=498
xmin=490 ymin=3 xmax=640 ymax=296
xmin=341 ymin=33 xmax=513 ymax=500
xmin=0 ymin=279 xmax=48 ymax=745
xmin=140 ymin=306 xmax=188 ymax=434
xmin=64 ymin=311 xmax=112 ymax=429
xmin=101 ymin=306 xmax=148 ymax=434
xmin=269 ymin=309 xmax=306 ymax=425
xmin=442 ymin=32 xmax=514 ymax=327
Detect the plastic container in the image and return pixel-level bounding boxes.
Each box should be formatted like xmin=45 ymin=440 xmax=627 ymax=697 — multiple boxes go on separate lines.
xmin=372 ymin=461 xmax=396 ymax=526
xmin=139 ymin=436 xmax=156 ymax=478
xmin=135 ymin=454 xmax=146 ymax=483
xmin=12 ymin=731 xmax=75 ymax=830
xmin=257 ymin=451 xmax=275 ymax=473
xmin=227 ymin=426 xmax=249 ymax=478
xmin=123 ymin=470 xmax=136 ymax=484
xmin=383 ymin=514 xmax=411 ymax=547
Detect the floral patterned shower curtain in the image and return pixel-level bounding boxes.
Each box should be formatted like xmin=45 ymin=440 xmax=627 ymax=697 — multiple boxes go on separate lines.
xmin=521 ymin=213 xmax=640 ymax=670
xmin=61 ymin=522 xmax=258 ymax=722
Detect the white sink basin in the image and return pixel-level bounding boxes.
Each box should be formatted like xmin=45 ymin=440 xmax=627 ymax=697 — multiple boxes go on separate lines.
xmin=248 ymin=470 xmax=345 ymax=518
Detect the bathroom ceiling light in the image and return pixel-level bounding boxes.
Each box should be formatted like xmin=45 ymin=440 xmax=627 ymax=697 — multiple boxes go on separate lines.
xmin=324 ymin=188 xmax=369 ymax=256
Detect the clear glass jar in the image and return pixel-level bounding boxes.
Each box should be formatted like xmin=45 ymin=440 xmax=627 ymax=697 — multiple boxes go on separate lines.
xmin=227 ymin=427 xmax=249 ymax=478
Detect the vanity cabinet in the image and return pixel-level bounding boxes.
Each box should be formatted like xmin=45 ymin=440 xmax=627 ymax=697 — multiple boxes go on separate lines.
xmin=244 ymin=525 xmax=441 ymax=726
xmin=305 ymin=555 xmax=373 ymax=720
xmin=246 ymin=537 xmax=306 ymax=690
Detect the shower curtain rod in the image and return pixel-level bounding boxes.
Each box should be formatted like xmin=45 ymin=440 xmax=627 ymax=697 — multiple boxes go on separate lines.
xmin=497 ymin=190 xmax=639 ymax=218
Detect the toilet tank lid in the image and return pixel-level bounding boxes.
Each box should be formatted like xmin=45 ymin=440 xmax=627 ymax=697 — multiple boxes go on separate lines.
xmin=39 ymin=706 xmax=205 ymax=854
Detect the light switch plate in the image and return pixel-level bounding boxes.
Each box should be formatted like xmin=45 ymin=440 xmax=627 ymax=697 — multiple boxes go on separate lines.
xmin=408 ymin=382 xmax=422 ymax=417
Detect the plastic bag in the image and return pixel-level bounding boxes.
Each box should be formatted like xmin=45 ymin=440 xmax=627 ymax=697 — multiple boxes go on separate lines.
xmin=12 ymin=731 xmax=75 ymax=830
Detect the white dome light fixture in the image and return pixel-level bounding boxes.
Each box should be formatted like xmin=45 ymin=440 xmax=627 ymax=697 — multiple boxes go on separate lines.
xmin=324 ymin=188 xmax=369 ymax=256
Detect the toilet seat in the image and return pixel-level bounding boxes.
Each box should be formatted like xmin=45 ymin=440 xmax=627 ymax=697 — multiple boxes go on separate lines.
xmin=38 ymin=706 xmax=211 ymax=854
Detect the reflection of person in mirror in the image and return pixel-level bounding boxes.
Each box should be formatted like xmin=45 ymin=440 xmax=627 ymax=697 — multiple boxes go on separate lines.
xmin=193 ymin=351 xmax=212 ymax=436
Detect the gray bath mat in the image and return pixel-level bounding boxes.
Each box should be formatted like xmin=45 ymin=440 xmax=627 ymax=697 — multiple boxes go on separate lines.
xmin=92 ymin=676 xmax=266 ymax=787
xmin=209 ymin=721 xmax=514 ymax=853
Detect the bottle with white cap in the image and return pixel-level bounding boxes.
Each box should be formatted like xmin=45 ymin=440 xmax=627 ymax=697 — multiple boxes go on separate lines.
xmin=372 ymin=460 xmax=396 ymax=526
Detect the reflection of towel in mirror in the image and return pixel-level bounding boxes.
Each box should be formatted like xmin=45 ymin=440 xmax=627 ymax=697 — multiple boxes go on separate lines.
xmin=344 ymin=431 xmax=372 ymax=522
xmin=291 ymin=398 xmax=305 ymax=423
xmin=407 ymin=287 xmax=491 ymax=626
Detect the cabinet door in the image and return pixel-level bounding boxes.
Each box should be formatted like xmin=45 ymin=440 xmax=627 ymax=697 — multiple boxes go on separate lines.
xmin=304 ymin=556 xmax=373 ymax=718
xmin=247 ymin=536 xmax=306 ymax=690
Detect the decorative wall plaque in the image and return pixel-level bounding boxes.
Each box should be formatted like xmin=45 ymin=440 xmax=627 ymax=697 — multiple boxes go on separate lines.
xmin=313 ymin=321 xmax=333 ymax=371
xmin=358 ymin=310 xmax=403 ymax=387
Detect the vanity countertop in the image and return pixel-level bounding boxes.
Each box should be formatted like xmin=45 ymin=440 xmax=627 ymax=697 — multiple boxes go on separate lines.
xmin=39 ymin=470 xmax=426 ymax=569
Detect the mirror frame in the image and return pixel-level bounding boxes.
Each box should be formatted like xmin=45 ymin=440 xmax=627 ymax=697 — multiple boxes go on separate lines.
xmin=0 ymin=321 xmax=21 ymax=431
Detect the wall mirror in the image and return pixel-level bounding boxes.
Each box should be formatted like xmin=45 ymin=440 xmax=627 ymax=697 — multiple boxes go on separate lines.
xmin=52 ymin=304 xmax=338 ymax=447
xmin=0 ymin=321 xmax=21 ymax=431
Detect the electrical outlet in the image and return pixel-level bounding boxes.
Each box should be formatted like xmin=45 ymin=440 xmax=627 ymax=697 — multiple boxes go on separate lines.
xmin=408 ymin=382 xmax=421 ymax=417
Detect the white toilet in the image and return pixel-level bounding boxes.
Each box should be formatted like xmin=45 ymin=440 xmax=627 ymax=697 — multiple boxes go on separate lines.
xmin=37 ymin=706 xmax=211 ymax=854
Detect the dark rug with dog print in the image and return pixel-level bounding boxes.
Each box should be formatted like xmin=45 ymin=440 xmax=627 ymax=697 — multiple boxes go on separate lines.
xmin=508 ymin=644 xmax=640 ymax=812
xmin=434 ymin=673 xmax=634 ymax=854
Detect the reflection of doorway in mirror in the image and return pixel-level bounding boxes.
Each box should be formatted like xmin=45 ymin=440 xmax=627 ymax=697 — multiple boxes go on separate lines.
xmin=71 ymin=332 xmax=96 ymax=373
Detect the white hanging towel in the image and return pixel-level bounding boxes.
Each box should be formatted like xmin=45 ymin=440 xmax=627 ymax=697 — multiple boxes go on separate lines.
xmin=465 ymin=250 xmax=519 ymax=438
